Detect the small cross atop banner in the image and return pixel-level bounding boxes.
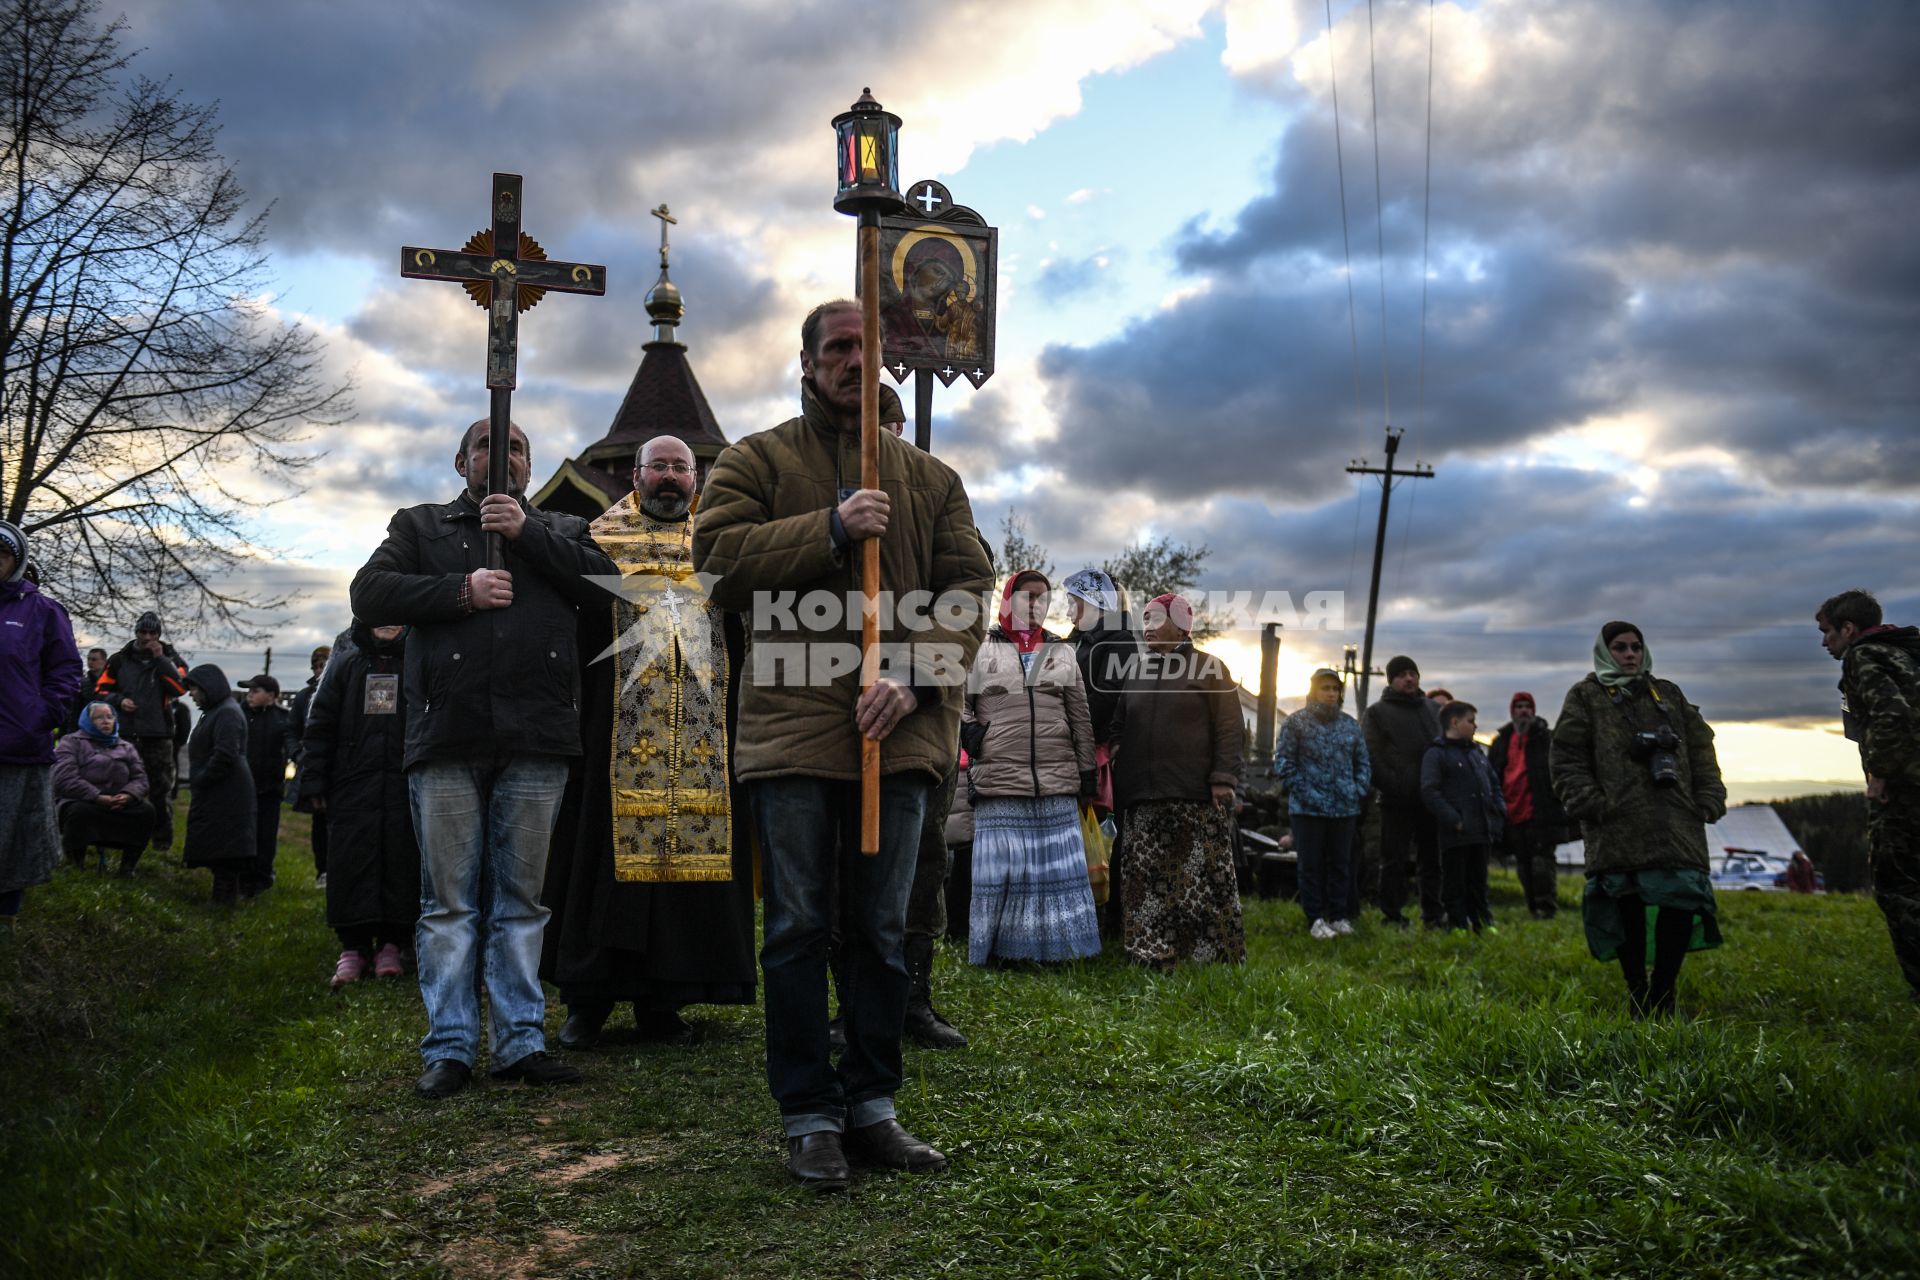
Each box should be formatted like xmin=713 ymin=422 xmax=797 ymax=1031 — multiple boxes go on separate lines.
xmin=867 ymin=177 xmax=997 ymax=390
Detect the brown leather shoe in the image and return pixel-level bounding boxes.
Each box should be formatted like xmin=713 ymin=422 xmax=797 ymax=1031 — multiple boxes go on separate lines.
xmin=845 ymin=1118 xmax=948 ymax=1173
xmin=786 ymin=1132 xmax=851 ymax=1192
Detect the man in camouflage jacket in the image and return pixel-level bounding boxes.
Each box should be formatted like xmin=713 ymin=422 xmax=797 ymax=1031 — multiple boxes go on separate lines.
xmin=1818 ymin=590 xmax=1920 ymax=1001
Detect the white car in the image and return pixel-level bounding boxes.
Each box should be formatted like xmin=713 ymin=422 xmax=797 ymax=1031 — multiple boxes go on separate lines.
xmin=1710 ymin=849 xmax=1788 ymax=893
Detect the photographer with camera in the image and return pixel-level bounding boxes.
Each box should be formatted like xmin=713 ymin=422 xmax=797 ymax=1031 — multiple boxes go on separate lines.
xmin=1551 ymin=622 xmax=1726 ymax=1019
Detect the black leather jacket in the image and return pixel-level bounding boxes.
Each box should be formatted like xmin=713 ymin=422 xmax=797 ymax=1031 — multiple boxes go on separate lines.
xmin=349 ymin=491 xmax=617 ymax=769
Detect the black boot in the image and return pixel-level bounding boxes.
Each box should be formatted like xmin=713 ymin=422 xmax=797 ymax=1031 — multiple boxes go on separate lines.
xmin=902 ymin=937 xmax=967 ymax=1050
xmin=558 ymin=1002 xmax=612 ymax=1050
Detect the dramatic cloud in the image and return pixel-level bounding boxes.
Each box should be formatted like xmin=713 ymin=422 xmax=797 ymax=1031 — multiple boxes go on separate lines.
xmin=75 ymin=0 xmax=1916 ymax=757
xmin=1004 ymin=0 xmax=1917 ymax=736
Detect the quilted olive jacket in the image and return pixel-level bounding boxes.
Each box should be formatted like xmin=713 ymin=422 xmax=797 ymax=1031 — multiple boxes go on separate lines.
xmin=693 ymin=392 xmax=993 ymax=784
xmin=1550 ymin=674 xmax=1726 ymax=876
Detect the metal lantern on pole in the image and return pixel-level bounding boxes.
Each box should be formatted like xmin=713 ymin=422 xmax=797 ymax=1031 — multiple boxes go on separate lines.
xmin=832 ymin=89 xmax=903 ymax=217
xmin=832 ymin=88 xmax=906 ymax=854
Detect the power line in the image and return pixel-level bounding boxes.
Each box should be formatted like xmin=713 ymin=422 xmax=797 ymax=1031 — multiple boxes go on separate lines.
xmin=1325 ymin=0 xmax=1364 ymax=425
xmin=1394 ymin=0 xmax=1437 ymax=597
xmin=1365 ymin=0 xmax=1392 ymax=428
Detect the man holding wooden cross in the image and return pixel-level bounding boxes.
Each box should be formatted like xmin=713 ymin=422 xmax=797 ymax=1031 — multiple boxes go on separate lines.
xmin=694 ymin=300 xmax=992 ymax=1191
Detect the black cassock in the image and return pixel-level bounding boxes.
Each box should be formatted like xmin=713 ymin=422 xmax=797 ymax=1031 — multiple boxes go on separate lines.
xmin=539 ymin=599 xmax=755 ymax=1012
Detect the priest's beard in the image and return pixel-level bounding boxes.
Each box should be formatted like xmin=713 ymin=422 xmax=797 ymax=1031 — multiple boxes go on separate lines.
xmin=640 ymin=490 xmax=691 ymax=521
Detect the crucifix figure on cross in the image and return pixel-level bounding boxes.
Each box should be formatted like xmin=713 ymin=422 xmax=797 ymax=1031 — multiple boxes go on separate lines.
xmin=400 ymin=172 xmax=607 ymax=567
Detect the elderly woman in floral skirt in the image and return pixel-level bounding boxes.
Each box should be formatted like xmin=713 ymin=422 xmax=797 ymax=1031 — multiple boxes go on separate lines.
xmin=1109 ymin=594 xmax=1244 ymax=969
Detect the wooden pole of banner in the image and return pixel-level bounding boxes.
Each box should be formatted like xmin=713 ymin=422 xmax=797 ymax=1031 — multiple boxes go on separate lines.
xmin=859 ymin=215 xmax=883 ymax=854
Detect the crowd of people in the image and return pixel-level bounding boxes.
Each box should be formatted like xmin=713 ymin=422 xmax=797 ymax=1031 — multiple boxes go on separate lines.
xmin=2 ymin=303 xmax=1916 ymax=1195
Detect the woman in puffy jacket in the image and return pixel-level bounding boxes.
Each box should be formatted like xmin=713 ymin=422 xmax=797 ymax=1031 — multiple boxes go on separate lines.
xmin=962 ymin=570 xmax=1101 ymax=964
xmin=52 ymin=701 xmax=153 ymax=875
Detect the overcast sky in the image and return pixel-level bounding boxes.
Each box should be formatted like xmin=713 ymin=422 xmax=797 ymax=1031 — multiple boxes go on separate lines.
xmin=88 ymin=0 xmax=1916 ymax=795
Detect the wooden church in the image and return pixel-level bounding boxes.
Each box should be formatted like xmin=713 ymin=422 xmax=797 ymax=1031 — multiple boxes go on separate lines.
xmin=531 ymin=206 xmax=729 ymax=518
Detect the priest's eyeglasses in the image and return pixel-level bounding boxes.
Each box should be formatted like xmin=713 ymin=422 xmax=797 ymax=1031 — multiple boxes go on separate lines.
xmin=642 ymin=461 xmax=695 ymax=475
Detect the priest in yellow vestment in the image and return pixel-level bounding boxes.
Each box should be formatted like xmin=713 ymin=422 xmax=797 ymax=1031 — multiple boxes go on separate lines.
xmin=540 ymin=436 xmax=755 ymax=1048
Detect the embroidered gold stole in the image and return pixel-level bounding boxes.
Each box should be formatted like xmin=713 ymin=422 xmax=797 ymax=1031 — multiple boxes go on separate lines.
xmin=589 ymin=493 xmax=732 ymax=882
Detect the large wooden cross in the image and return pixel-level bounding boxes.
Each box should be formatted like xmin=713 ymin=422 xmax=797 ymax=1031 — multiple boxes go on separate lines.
xmin=400 ymin=172 xmax=607 ymax=566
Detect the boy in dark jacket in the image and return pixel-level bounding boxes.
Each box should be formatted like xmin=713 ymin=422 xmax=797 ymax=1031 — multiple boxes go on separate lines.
xmin=241 ymin=674 xmax=293 ymax=896
xmin=1420 ymin=701 xmax=1506 ymax=933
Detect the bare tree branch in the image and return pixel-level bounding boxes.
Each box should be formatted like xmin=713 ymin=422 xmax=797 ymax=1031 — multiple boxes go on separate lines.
xmin=2 ymin=0 xmax=351 ymax=640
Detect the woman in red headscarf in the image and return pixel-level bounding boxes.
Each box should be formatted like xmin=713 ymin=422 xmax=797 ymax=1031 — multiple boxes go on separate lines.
xmin=961 ymin=570 xmax=1102 ymax=964
xmin=1108 ymin=594 xmax=1246 ymax=968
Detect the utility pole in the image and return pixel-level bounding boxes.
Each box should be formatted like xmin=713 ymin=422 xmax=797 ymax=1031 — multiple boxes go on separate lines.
xmin=1341 ymin=643 xmax=1382 ymax=701
xmin=1346 ymin=428 xmax=1433 ymax=711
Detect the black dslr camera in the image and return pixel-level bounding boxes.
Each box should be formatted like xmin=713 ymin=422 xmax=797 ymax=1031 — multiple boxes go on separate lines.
xmin=1628 ymin=724 xmax=1682 ymax=788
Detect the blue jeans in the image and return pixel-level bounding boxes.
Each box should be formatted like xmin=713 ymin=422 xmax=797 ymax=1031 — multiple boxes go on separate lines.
xmin=409 ymin=756 xmax=569 ymax=1069
xmin=1294 ymin=813 xmax=1358 ymax=923
xmin=752 ymin=773 xmax=928 ymax=1138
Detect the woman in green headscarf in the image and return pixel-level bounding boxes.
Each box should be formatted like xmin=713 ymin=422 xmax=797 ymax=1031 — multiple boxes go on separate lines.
xmin=1550 ymin=621 xmax=1727 ymax=1018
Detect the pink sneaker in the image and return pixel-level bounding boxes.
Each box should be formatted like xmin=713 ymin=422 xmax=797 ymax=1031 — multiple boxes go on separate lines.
xmin=373 ymin=942 xmax=405 ymax=979
xmin=330 ymin=950 xmax=367 ymax=990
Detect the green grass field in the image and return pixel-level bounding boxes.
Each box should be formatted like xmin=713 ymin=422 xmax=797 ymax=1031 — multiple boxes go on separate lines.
xmin=3 ymin=809 xmax=1916 ymax=1279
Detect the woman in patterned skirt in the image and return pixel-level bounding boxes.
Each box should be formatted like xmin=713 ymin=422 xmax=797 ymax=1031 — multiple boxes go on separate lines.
xmin=964 ymin=570 xmax=1103 ymax=964
xmin=1109 ymin=594 xmax=1245 ymax=969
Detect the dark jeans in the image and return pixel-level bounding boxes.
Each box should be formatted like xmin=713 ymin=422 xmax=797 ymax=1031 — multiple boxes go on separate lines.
xmin=1379 ymin=802 xmax=1443 ymax=924
xmin=249 ymin=793 xmax=283 ymax=892
xmin=59 ymin=799 xmax=156 ymax=869
xmin=752 ymin=773 xmax=927 ymax=1138
xmin=1506 ymin=821 xmax=1559 ymax=916
xmin=134 ymin=737 xmax=175 ymax=851
xmin=945 ymin=842 xmax=972 ymax=944
xmin=907 ymin=768 xmax=957 ymax=945
xmin=1441 ymin=843 xmax=1492 ymax=930
xmin=1294 ymin=814 xmax=1358 ymax=923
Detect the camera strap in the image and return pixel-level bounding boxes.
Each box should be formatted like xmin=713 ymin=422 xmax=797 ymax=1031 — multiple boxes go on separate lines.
xmin=1605 ymin=681 xmax=1671 ymax=732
